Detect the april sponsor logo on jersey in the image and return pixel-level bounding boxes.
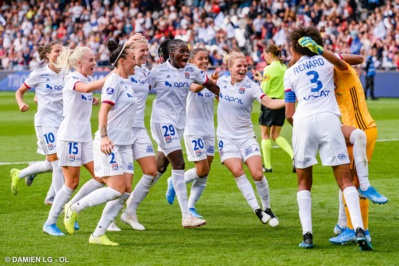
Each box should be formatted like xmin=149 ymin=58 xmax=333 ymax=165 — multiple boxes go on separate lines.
xmin=127 ymin=93 xmax=134 ymax=98
xmin=106 ymin=87 xmax=114 ymax=95
xmin=165 ymin=81 xmax=172 ymax=87
xmin=81 ymin=94 xmax=93 ymax=101
xmin=220 ymin=92 xmax=243 ymax=104
xmin=131 ymin=77 xmax=146 ymax=84
xmin=198 ymin=91 xmax=214 ymax=98
xmin=292 ymin=58 xmax=325 ymax=75
xmin=46 ymin=84 xmax=63 ymax=91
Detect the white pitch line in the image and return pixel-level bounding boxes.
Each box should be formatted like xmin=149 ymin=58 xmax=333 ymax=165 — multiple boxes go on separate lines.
xmin=1 ymin=138 xmax=398 ymax=166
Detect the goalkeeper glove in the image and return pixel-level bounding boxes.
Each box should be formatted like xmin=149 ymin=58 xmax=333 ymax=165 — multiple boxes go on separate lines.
xmin=298 ymin=36 xmax=324 ymax=55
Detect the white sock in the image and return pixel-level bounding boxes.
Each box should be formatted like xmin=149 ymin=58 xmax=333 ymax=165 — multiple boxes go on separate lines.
xmin=71 ymin=187 xmax=122 ymax=214
xmin=50 ymin=160 xmax=64 ymax=194
xmin=350 ymin=129 xmax=370 ymax=190
xmin=19 ymin=160 xmax=52 ymax=179
xmin=297 ymin=190 xmax=312 ymax=235
xmin=343 ymin=186 xmax=364 ymax=230
xmin=337 ymin=189 xmax=347 ymax=228
xmin=46 ymin=185 xmax=74 ymax=225
xmin=69 ymin=179 xmax=104 ymax=204
xmin=235 ymin=174 xmax=260 ymax=211
xmin=188 ymin=176 xmax=207 ymax=208
xmin=254 ymin=176 xmax=270 ymax=210
xmin=172 ymin=169 xmax=190 ymax=218
xmin=93 ymin=192 xmax=130 ymax=237
xmin=45 ymin=184 xmax=55 ymax=200
xmin=125 ymin=174 xmax=157 ymax=215
xmin=184 ymin=168 xmax=198 ymax=183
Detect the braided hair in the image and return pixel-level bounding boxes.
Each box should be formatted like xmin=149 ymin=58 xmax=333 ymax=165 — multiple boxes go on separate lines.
xmin=158 ymin=39 xmax=187 ymax=63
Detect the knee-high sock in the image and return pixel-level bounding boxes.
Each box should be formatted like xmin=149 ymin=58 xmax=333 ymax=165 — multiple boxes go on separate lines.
xmin=350 ymin=129 xmax=370 ymax=190
xmin=337 ymin=189 xmax=347 ymax=228
xmin=46 ymin=185 xmax=74 ymax=225
xmin=172 ymin=169 xmax=190 ymax=218
xmin=71 ymin=187 xmax=122 ymax=214
xmin=235 ymin=174 xmax=260 ymax=211
xmin=343 ymin=186 xmax=364 ymax=230
xmin=50 ymin=160 xmax=64 ymax=194
xmin=344 ymin=196 xmax=369 ymax=230
xmin=92 ymin=192 xmax=130 ymax=237
xmin=19 ymin=160 xmax=52 ymax=179
xmin=261 ymin=139 xmax=272 ymax=169
xmin=46 ymin=184 xmax=55 ymax=200
xmin=254 ymin=176 xmax=270 ymax=209
xmin=297 ymin=190 xmax=312 ymax=234
xmin=275 ymin=136 xmax=294 ymax=159
xmin=184 ymin=168 xmax=198 ymax=183
xmin=69 ymin=179 xmax=104 ymax=204
xmin=125 ymin=173 xmax=160 ymax=215
xmin=188 ymin=176 xmax=207 ymax=208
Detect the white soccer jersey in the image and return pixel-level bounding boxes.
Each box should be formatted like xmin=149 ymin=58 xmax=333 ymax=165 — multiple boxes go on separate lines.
xmin=184 ymin=88 xmax=215 ymax=136
xmin=24 ymin=65 xmax=64 ymax=127
xmin=284 ymin=55 xmax=341 ymax=120
xmin=94 ymin=72 xmax=137 ymax=145
xmin=216 ymin=75 xmax=265 ymax=139
xmin=129 ymin=66 xmax=150 ymax=128
xmin=147 ymin=61 xmax=208 ymax=129
xmin=57 ymin=71 xmax=95 ymax=142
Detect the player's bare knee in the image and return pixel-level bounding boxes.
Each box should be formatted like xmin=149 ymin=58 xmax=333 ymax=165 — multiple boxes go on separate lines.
xmin=252 ymin=172 xmax=264 ymax=181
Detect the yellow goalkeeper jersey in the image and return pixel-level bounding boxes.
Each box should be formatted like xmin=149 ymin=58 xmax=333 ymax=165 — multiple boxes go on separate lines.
xmin=334 ymin=63 xmax=376 ymax=130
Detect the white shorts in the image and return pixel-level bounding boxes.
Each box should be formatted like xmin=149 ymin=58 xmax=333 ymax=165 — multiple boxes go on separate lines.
xmin=93 ymin=140 xmax=133 ymax=177
xmin=292 ymin=113 xmax=350 ymax=169
xmin=217 ymin=136 xmax=261 ymax=163
xmin=132 ymin=127 xmax=155 ymax=160
xmin=151 ymin=122 xmax=184 ymax=156
xmin=57 ymin=140 xmax=93 ymax=167
xmin=184 ymin=135 xmax=215 ymax=161
xmin=36 ymin=126 xmax=58 ymax=155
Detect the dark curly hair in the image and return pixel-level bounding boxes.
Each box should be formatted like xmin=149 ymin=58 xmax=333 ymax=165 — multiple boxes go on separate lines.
xmin=287 ymin=25 xmax=323 ymax=57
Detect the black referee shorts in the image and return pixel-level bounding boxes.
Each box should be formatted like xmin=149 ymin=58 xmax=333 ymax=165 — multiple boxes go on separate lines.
xmin=259 ymin=104 xmax=286 ymax=127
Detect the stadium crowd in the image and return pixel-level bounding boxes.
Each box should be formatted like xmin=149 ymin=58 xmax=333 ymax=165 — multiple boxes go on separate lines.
xmin=0 ymin=0 xmax=398 ymax=71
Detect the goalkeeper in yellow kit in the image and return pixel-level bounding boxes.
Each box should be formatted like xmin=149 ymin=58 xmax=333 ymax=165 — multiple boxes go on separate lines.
xmin=299 ymin=36 xmax=388 ymax=245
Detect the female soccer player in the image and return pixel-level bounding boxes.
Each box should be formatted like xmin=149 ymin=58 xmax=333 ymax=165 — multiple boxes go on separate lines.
xmin=63 ymin=39 xmax=139 ymax=246
xmin=42 ymin=45 xmax=107 ymax=236
xmin=253 ymin=44 xmax=294 ymax=173
xmin=165 ymin=48 xmax=219 ymax=219
xmin=284 ymin=25 xmax=371 ymax=250
xmin=216 ymin=51 xmax=284 ymax=227
xmin=149 ymin=39 xmax=219 ymax=228
xmin=11 ymin=42 xmax=64 ymax=203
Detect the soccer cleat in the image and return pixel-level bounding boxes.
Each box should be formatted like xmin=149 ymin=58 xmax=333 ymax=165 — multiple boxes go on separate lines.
xmin=292 ymin=159 xmax=296 ymax=173
xmin=165 ymin=177 xmax=176 ymax=205
xmin=189 ymin=207 xmax=203 ymax=219
xmin=329 ymin=228 xmax=356 ymax=244
xmin=25 ymin=174 xmax=37 ymax=186
xmin=333 ymin=224 xmax=347 ymax=235
xmin=74 ymin=221 xmax=80 ymax=231
xmin=44 ymin=197 xmax=54 ymax=205
xmin=264 ymin=208 xmax=279 ymax=227
xmin=121 ymin=211 xmax=145 ymax=231
xmin=299 ymin=232 xmax=314 ymax=248
xmin=355 ymin=227 xmax=373 ymax=251
xmin=262 ymin=166 xmax=272 ymax=173
xmin=255 ymin=208 xmax=271 ymax=224
xmin=107 ymin=221 xmax=122 ymax=232
xmin=10 ymin=168 xmax=21 ymax=195
xmin=89 ymin=234 xmax=119 ymax=246
xmin=43 ymin=223 xmax=65 ymax=236
xmin=182 ymin=215 xmax=206 ymax=228
xmin=358 ymin=186 xmax=388 ymax=204
xmin=63 ymin=203 xmax=78 ymax=234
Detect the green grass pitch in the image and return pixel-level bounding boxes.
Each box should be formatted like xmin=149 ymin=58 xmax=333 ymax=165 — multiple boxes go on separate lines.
xmin=0 ymin=92 xmax=398 ymax=265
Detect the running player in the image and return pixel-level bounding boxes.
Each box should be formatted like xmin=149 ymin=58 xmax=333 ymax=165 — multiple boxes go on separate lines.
xmin=217 ymin=51 xmax=284 ymax=227
xmin=63 ymin=39 xmax=138 ymax=246
xmin=284 ymin=25 xmax=371 ymax=250
xmin=253 ymin=44 xmax=295 ymax=173
xmin=42 ymin=45 xmax=108 ymax=236
xmin=298 ymin=38 xmax=388 ymax=245
xmin=165 ymin=48 xmax=218 ymax=219
xmin=149 ymin=39 xmax=219 ymax=228
xmin=11 ymin=42 xmax=64 ymax=204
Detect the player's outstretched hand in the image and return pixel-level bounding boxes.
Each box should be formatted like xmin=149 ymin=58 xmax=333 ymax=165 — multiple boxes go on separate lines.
xmin=251 ymin=69 xmax=262 ymax=82
xmin=210 ymin=70 xmax=223 ymax=82
xmin=298 ymin=36 xmax=324 ymax=55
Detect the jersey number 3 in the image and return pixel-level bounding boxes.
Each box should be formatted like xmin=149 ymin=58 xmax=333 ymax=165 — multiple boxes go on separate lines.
xmin=306 ymin=71 xmax=323 ymax=92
